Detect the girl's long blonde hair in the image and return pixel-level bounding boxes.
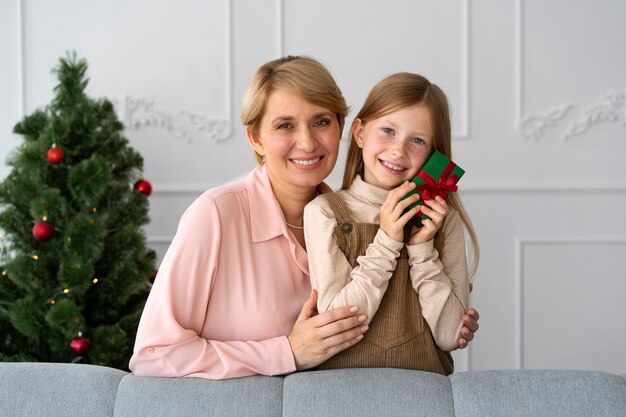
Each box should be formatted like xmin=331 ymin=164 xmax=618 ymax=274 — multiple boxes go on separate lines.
xmin=342 ymin=72 xmax=479 ymax=279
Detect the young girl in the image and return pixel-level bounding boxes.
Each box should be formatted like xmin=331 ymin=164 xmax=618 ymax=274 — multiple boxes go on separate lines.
xmin=303 ymin=72 xmax=479 ymax=375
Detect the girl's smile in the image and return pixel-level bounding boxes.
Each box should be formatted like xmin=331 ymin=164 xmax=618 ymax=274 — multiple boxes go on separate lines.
xmin=353 ymin=103 xmax=434 ymax=190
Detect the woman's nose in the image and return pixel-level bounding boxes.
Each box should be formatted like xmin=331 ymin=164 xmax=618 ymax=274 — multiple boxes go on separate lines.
xmin=296 ymin=128 xmax=317 ymax=152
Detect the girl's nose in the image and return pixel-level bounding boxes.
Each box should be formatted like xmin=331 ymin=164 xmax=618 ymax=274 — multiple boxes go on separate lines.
xmin=388 ymin=137 xmax=407 ymax=156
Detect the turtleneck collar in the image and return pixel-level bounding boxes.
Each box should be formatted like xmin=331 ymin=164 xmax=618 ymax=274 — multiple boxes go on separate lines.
xmin=347 ymin=175 xmax=390 ymax=206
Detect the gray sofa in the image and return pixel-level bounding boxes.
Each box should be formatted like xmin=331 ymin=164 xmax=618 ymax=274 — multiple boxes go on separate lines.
xmin=1 ymin=362 xmax=625 ymax=417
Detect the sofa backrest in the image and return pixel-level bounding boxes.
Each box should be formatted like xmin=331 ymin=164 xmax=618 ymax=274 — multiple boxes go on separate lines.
xmin=113 ymin=373 xmax=283 ymax=417
xmin=450 ymin=369 xmax=626 ymax=417
xmin=1 ymin=363 xmax=625 ymax=417
xmin=282 ymin=368 xmax=454 ymax=417
xmin=0 ymin=362 xmax=126 ymax=417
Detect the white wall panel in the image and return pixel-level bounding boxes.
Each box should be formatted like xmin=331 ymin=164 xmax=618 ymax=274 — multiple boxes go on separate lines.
xmin=520 ymin=240 xmax=626 ymax=373
xmin=1 ymin=0 xmax=625 ymax=374
xmin=460 ymin=188 xmax=626 ymax=371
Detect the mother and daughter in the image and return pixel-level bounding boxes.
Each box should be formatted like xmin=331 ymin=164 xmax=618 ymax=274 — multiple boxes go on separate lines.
xmin=129 ymin=55 xmax=479 ymax=379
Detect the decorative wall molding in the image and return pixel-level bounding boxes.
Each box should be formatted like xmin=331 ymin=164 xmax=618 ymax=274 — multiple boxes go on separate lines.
xmin=181 ymin=111 xmax=233 ymax=143
xmin=17 ymin=0 xmax=24 ymax=118
xmin=458 ymin=0 xmax=470 ymax=139
xmin=518 ymin=91 xmax=626 ymax=141
xmin=515 ymin=0 xmax=625 ymax=141
xmin=514 ymin=237 xmax=626 ymax=369
xmin=518 ymin=105 xmax=572 ymax=141
xmin=112 ymin=96 xmax=187 ymax=141
xmin=460 ymin=181 xmax=626 ymax=192
xmin=561 ymin=91 xmax=626 ymax=140
xmin=110 ymin=96 xmax=233 ymax=144
xmin=276 ymin=0 xmax=283 ymax=57
xmin=149 ymin=181 xmax=626 ymax=196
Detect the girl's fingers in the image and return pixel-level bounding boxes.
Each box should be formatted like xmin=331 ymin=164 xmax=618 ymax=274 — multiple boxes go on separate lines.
xmin=419 ymin=205 xmax=445 ymax=227
xmin=398 ymin=204 xmax=421 ymax=224
xmin=382 ymin=182 xmax=419 ymax=222
xmin=385 ymin=181 xmax=416 ymax=206
xmin=392 ymin=195 xmax=420 ymax=218
xmin=422 ymin=196 xmax=448 ymax=215
xmin=420 ymin=218 xmax=437 ymax=232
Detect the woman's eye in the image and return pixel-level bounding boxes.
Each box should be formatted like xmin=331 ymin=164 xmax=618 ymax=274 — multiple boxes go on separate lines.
xmin=314 ymin=119 xmax=330 ymax=127
xmin=276 ymin=123 xmax=293 ymax=129
xmin=382 ymin=127 xmax=394 ymax=135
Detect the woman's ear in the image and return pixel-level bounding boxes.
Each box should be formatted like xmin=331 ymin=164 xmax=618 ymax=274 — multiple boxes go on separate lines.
xmin=352 ymin=118 xmax=365 ymax=148
xmin=246 ymin=126 xmax=265 ymax=156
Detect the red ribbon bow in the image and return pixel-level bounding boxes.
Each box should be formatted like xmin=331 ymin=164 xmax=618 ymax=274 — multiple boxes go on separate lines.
xmin=416 ymin=161 xmax=460 ymax=201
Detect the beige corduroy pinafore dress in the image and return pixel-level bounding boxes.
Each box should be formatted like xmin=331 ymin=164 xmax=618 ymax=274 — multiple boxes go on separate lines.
xmin=314 ymin=193 xmax=453 ymax=375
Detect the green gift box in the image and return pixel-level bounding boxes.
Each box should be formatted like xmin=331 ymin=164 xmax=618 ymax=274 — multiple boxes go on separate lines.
xmin=402 ymin=150 xmax=465 ymax=226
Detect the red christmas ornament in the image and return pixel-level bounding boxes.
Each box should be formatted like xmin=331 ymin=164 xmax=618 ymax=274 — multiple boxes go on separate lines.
xmin=47 ymin=144 xmax=65 ymax=164
xmin=70 ymin=334 xmax=90 ymax=357
xmin=32 ymin=219 xmax=55 ymax=242
xmin=134 ymin=178 xmax=152 ymax=197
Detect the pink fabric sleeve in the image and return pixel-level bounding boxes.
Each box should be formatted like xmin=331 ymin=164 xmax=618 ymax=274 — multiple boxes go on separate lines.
xmin=129 ymin=195 xmax=296 ymax=379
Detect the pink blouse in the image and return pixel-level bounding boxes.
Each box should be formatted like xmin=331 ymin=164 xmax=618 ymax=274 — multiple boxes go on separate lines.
xmin=129 ymin=166 xmax=311 ymax=379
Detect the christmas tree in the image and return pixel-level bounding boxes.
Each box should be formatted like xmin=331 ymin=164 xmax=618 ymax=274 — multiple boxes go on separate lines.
xmin=0 ymin=53 xmax=156 ymax=370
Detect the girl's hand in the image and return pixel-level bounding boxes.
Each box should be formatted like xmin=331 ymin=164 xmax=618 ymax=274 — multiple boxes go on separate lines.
xmin=408 ymin=195 xmax=449 ymax=245
xmin=457 ymin=284 xmax=479 ymax=349
xmin=380 ymin=181 xmax=421 ymax=242
xmin=288 ymin=290 xmax=369 ymax=370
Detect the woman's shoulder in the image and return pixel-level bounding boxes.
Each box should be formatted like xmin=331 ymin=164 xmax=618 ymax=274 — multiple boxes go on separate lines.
xmin=181 ymin=177 xmax=249 ymax=221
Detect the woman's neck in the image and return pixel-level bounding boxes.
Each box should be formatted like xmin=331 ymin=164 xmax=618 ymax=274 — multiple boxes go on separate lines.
xmin=266 ymin=171 xmax=318 ymax=229
xmin=275 ymin=186 xmax=317 ymax=228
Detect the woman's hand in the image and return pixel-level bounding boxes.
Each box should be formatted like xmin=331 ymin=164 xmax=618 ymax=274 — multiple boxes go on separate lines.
xmin=288 ymin=290 xmax=368 ymax=370
xmin=457 ymin=283 xmax=479 ymax=349
xmin=408 ymin=195 xmax=449 ymax=245
xmin=380 ymin=181 xmax=421 ymax=242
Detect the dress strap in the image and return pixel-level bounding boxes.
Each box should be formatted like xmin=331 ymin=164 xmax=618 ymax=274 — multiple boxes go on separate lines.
xmin=319 ymin=193 xmax=354 ymax=225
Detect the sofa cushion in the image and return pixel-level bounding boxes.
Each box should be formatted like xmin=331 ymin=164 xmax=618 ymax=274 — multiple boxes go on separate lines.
xmin=0 ymin=362 xmax=126 ymax=417
xmin=282 ymin=368 xmax=454 ymax=417
xmin=112 ymin=374 xmax=283 ymax=417
xmin=450 ymin=369 xmax=626 ymax=417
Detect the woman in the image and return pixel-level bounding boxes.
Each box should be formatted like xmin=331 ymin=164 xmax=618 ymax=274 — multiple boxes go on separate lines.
xmin=129 ymin=56 xmax=479 ymax=380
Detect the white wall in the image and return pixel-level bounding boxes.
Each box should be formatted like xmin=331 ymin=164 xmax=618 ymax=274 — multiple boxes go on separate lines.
xmin=1 ymin=0 xmax=625 ymax=373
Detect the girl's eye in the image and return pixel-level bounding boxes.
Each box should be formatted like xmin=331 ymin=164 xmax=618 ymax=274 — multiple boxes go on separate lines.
xmin=410 ymin=137 xmax=426 ymax=145
xmin=382 ymin=127 xmax=394 ymax=135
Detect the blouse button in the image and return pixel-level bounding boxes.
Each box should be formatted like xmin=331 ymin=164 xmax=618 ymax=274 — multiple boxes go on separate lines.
xmin=147 ymin=346 xmax=155 ymax=354
xmin=341 ymin=223 xmax=353 ymax=233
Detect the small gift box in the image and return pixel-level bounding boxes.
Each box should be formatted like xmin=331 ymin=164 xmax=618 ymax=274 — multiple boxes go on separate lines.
xmin=402 ymin=150 xmax=465 ymax=226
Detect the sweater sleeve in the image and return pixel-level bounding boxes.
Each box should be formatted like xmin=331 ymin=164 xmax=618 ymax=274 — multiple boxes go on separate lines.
xmin=129 ymin=195 xmax=296 ymax=380
xmin=407 ymin=209 xmax=470 ymax=351
xmin=304 ymin=196 xmax=403 ymax=325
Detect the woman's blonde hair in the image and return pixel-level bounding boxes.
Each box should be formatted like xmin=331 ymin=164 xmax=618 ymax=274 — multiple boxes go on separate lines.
xmin=240 ymin=55 xmax=349 ymax=164
xmin=342 ymin=72 xmax=479 ymax=279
